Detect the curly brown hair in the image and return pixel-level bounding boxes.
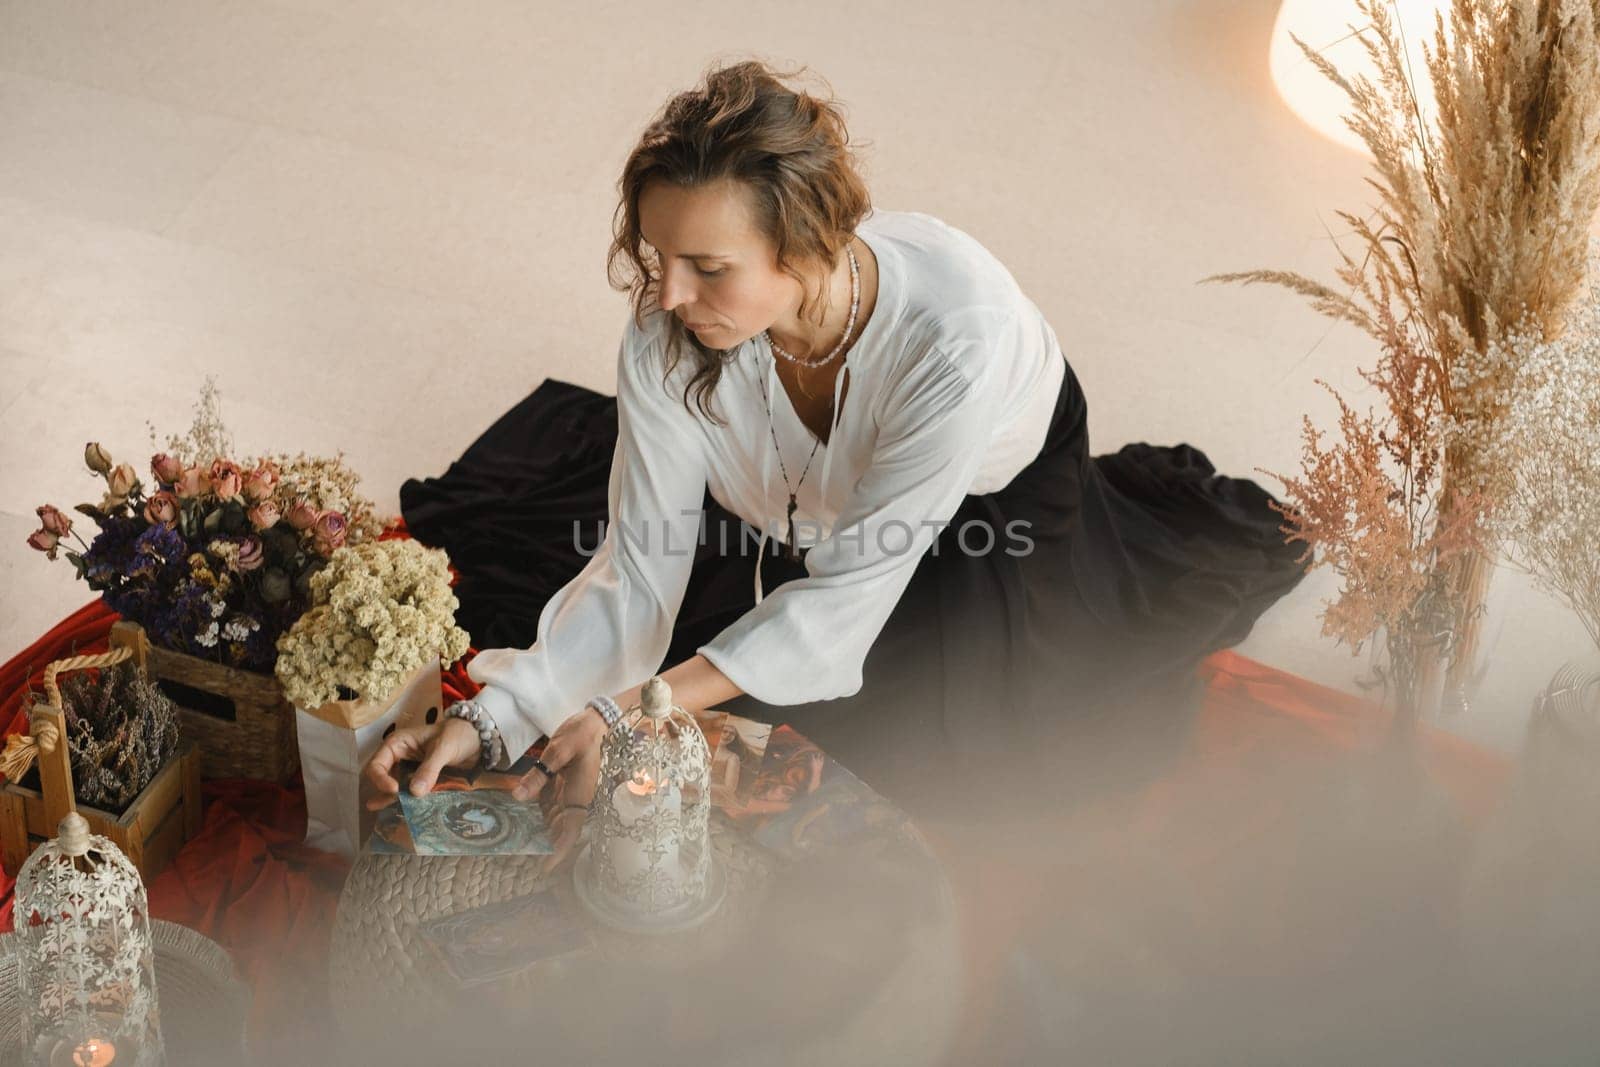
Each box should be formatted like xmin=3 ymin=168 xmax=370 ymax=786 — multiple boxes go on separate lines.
xmin=606 ymin=58 xmax=874 ymax=426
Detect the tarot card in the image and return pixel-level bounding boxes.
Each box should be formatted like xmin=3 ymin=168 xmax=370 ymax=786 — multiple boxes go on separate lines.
xmin=416 ymin=889 xmax=593 ymax=987
xmin=754 ymin=753 xmax=908 ymax=859
xmin=391 ymin=760 xmax=555 ymax=856
xmin=459 ymin=742 xmax=558 ymax=796
xmin=364 ymin=799 xmax=416 ymax=854
xmin=692 ymin=709 xmax=729 ymax=762
xmin=717 ymin=724 xmax=825 ymax=826
xmin=708 ymin=714 xmax=772 ymax=815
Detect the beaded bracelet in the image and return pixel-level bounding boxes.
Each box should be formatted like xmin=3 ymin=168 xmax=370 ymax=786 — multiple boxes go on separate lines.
xmin=585 ymin=694 xmax=625 ymax=732
xmin=445 ymin=699 xmax=506 ymax=769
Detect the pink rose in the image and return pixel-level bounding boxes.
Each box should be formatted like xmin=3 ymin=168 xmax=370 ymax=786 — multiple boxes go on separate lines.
xmin=247 ymin=500 xmax=281 ymax=531
xmin=208 ymin=459 xmax=242 ymax=502
xmin=312 ymin=510 xmax=348 ymax=556
xmin=35 ymin=504 xmax=73 ymax=537
xmin=28 ymin=528 xmax=61 ymax=560
xmin=175 ymin=466 xmax=208 ymax=500
xmin=285 ymin=499 xmax=319 ymax=531
xmin=143 ymin=490 xmax=180 ymax=528
xmin=107 ymin=463 xmax=139 ymax=498
xmin=84 ymin=442 xmax=112 ymax=475
xmin=241 ymin=460 xmax=279 ymax=503
xmin=151 ymin=452 xmax=184 ymax=484
xmin=237 ymin=535 xmax=264 ymax=572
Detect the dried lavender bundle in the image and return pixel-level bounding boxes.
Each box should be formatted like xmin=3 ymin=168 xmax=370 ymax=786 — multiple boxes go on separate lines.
xmin=50 ymin=662 xmax=183 ymax=813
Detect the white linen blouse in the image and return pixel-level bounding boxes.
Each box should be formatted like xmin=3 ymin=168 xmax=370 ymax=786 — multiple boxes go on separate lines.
xmin=466 ymin=208 xmax=1068 ymax=764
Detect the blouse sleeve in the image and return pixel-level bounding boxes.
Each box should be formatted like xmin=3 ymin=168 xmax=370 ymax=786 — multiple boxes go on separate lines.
xmin=695 ymin=340 xmax=1003 ymax=706
xmin=465 ymin=317 xmax=709 ymax=765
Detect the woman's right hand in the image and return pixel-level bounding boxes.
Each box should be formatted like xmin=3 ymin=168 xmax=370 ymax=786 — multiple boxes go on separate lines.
xmin=364 ymin=716 xmax=482 ymax=809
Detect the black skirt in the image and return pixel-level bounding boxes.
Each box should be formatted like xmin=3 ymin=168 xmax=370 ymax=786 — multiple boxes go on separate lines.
xmin=401 ymin=359 xmax=1308 ymax=819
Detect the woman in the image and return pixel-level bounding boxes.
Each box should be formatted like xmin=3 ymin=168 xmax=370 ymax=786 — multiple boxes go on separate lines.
xmin=367 ymin=59 xmax=1308 ymax=861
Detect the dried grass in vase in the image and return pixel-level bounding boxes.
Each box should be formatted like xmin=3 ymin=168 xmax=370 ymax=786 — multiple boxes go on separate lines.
xmin=1256 ymin=270 xmax=1494 ymax=739
xmin=1205 ymin=0 xmax=1600 ymax=704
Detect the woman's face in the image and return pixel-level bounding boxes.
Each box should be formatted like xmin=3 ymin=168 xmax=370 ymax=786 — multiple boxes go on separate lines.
xmin=637 ymin=178 xmax=812 ymax=349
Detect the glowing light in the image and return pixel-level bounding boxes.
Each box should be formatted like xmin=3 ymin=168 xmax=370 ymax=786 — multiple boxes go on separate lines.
xmin=1270 ymin=0 xmax=1451 ymax=154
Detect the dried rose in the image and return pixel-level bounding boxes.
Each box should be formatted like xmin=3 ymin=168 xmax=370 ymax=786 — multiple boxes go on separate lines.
xmin=151 ymin=452 xmax=184 ymax=484
xmin=241 ymin=460 xmax=280 ymax=504
xmin=175 ymin=465 xmax=208 ymax=500
xmin=209 ymin=459 xmax=242 ymax=501
xmin=84 ymin=442 xmax=112 ymax=475
xmin=237 ymin=535 xmax=265 ymax=572
xmin=27 ymin=528 xmax=60 ymax=560
xmin=285 ymin=499 xmax=319 ymax=531
xmin=35 ymin=504 xmax=73 ymax=537
xmin=247 ymin=500 xmax=281 ymax=531
xmin=143 ymin=490 xmax=180 ymax=528
xmin=107 ymin=463 xmax=139 ymax=498
xmin=312 ymin=510 xmax=348 ymax=556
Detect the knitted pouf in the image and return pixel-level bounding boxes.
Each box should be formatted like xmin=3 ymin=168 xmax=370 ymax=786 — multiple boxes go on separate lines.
xmin=330 ymin=810 xmax=962 ymax=1066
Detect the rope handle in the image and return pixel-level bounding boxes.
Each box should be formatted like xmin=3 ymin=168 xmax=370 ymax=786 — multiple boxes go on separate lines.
xmin=0 ymin=645 xmax=135 ymax=782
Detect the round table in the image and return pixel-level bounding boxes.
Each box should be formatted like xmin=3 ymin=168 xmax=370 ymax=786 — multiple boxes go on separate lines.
xmin=329 ymin=766 xmax=964 ymax=1066
xmin=0 ymin=918 xmax=252 ymax=1062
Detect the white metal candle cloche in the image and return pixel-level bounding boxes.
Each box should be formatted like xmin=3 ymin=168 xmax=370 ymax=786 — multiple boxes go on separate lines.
xmin=15 ymin=811 xmax=165 ymax=1066
xmin=573 ymin=676 xmax=725 ymax=933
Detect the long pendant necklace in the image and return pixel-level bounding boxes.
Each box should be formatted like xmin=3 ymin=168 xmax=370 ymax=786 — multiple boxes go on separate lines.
xmin=754 ymin=239 xmax=859 ymax=561
xmin=757 ymin=371 xmax=823 ymax=562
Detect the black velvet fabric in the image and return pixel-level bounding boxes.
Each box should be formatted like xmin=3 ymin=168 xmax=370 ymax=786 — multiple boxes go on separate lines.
xmin=400 ymin=359 xmax=1309 ymax=818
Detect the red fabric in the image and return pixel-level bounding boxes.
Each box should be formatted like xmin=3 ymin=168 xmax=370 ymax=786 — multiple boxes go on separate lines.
xmin=2 ymin=536 xmax=1514 ymax=1055
xmin=923 ymin=649 xmax=1513 ymax=1060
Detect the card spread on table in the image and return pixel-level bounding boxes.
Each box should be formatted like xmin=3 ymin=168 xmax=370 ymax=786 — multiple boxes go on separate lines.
xmin=372 ymin=760 xmax=555 ymax=856
xmin=416 ymin=889 xmax=593 ymax=986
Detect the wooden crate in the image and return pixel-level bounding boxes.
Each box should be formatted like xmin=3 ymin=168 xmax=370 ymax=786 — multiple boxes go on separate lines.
xmin=1 ymin=699 xmax=204 ymax=883
xmin=109 ymin=620 xmax=299 ymax=784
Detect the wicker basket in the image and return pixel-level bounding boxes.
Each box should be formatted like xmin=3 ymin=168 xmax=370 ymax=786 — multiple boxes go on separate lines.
xmin=108 ymin=619 xmax=299 ymax=784
xmin=0 ymin=645 xmax=203 ymax=882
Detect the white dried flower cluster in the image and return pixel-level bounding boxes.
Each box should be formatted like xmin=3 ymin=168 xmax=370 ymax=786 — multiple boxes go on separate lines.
xmin=1471 ymin=243 xmax=1600 ymax=651
xmin=273 ymin=538 xmax=471 ymax=710
xmin=192 ymin=591 xmax=238 ymax=648
xmin=195 ymin=619 xmax=220 ymax=648
xmin=222 ymin=617 xmax=259 ymax=642
xmin=145 ymin=373 xmax=236 ymax=468
xmin=250 ymin=448 xmax=391 ymax=544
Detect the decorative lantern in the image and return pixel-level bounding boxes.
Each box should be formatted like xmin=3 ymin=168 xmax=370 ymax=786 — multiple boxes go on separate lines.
xmin=573 ymin=676 xmax=724 ymax=932
xmin=15 ymin=811 xmax=165 ymax=1066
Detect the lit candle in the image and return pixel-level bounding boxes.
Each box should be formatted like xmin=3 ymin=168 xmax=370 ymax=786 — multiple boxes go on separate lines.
xmin=608 ymin=771 xmax=681 ymax=891
xmin=71 ymin=1038 xmax=115 ymax=1067
xmin=45 ymin=1033 xmax=117 ymax=1067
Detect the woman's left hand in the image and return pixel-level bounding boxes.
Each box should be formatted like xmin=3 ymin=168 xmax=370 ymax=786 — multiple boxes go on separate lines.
xmin=513 ymin=705 xmax=607 ymax=875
